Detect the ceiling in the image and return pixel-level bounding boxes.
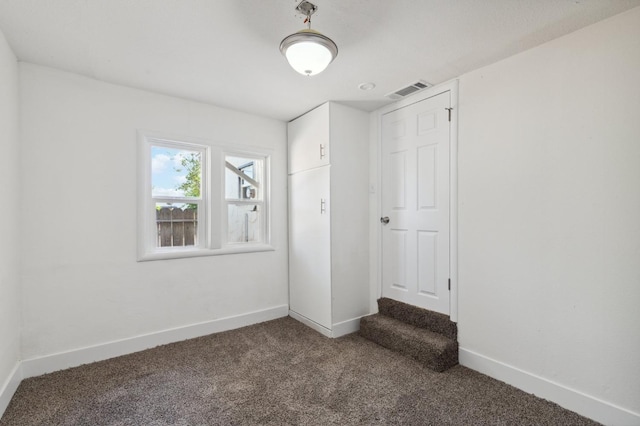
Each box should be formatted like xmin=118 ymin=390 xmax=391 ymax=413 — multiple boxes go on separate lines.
xmin=0 ymin=0 xmax=638 ymax=122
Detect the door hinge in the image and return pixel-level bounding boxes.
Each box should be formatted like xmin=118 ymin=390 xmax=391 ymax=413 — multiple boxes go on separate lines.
xmin=448 ymin=278 xmax=451 ymax=291
xmin=445 ymin=107 xmax=453 ymax=122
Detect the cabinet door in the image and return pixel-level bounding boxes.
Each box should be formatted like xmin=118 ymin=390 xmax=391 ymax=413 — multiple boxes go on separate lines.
xmin=288 ymin=103 xmax=330 ymax=174
xmin=289 ymin=166 xmax=331 ymax=329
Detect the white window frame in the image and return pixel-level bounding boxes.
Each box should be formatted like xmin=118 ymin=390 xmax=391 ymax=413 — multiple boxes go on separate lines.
xmin=137 ymin=131 xmax=273 ymax=261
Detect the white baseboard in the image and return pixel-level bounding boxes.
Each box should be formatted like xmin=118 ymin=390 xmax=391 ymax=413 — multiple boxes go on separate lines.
xmin=289 ymin=310 xmax=362 ymax=338
xmin=331 ymin=317 xmax=362 ymax=338
xmin=459 ymin=347 xmax=640 ymax=426
xmin=0 ymin=362 xmax=23 ymax=419
xmin=22 ymin=305 xmax=289 ymax=379
xmin=289 ymin=310 xmax=332 ymax=337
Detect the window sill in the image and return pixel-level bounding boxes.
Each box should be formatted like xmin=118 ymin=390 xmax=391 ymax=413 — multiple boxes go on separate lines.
xmin=137 ymin=243 xmax=275 ymax=262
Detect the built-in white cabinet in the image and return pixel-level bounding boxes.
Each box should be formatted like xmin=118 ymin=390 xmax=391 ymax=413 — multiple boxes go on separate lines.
xmin=288 ymin=104 xmax=330 ymax=174
xmin=289 ymin=166 xmax=332 ymax=328
xmin=288 ymin=102 xmax=370 ymax=337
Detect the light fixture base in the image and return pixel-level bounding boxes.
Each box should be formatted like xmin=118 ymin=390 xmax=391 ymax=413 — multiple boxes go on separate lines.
xmin=296 ymin=1 xmax=318 ymax=18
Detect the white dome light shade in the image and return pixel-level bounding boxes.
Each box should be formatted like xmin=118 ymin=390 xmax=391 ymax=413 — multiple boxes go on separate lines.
xmin=280 ymin=29 xmax=338 ymax=76
xmin=285 ymin=41 xmax=333 ymax=76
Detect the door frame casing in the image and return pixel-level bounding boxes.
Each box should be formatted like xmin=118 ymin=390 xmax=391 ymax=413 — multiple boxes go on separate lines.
xmin=374 ymin=79 xmax=459 ymax=322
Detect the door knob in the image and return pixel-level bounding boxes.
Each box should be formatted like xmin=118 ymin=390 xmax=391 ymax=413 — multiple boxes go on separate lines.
xmin=380 ymin=216 xmax=390 ymax=225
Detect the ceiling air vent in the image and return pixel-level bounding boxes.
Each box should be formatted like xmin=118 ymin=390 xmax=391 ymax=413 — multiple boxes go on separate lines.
xmin=385 ymin=80 xmax=433 ymax=100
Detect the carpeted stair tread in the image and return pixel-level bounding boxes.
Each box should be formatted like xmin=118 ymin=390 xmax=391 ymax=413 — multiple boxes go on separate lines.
xmin=359 ymin=313 xmax=458 ymax=372
xmin=378 ymin=297 xmax=457 ymax=340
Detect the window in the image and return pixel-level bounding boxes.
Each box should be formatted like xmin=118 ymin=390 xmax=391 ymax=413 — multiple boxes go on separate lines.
xmin=151 ymin=144 xmax=205 ymax=249
xmin=138 ymin=132 xmax=271 ymax=260
xmin=225 ymin=155 xmax=264 ymax=244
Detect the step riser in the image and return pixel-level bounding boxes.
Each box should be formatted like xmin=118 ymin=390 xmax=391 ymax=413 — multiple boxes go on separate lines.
xmin=377 ymin=298 xmax=457 ymax=340
xmin=360 ymin=315 xmax=458 ymax=372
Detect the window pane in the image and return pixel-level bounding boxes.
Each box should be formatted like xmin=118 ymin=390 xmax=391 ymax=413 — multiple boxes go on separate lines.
xmin=228 ymin=204 xmax=262 ymax=243
xmin=225 ymin=156 xmax=261 ymax=200
xmin=155 ymin=203 xmax=198 ymax=247
xmin=152 ymin=146 xmax=201 ymax=198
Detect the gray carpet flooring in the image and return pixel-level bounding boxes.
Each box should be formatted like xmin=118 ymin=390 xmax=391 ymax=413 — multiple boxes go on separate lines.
xmin=1 ymin=317 xmax=599 ymax=425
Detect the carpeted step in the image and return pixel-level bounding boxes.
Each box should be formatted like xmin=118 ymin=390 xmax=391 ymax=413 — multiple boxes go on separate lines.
xmin=377 ymin=297 xmax=457 ymax=341
xmin=359 ymin=313 xmax=458 ymax=372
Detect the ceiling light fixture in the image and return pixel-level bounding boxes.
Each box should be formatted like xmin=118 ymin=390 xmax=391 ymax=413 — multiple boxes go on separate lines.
xmin=279 ymin=1 xmax=338 ymax=76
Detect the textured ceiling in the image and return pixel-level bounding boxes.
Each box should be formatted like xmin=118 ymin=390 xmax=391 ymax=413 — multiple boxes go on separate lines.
xmin=0 ymin=0 xmax=638 ymax=121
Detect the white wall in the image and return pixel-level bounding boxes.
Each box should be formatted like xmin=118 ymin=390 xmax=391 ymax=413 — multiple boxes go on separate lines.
xmin=457 ymin=6 xmax=640 ymax=419
xmin=19 ymin=64 xmax=289 ymax=360
xmin=0 ymin=27 xmax=21 ymax=412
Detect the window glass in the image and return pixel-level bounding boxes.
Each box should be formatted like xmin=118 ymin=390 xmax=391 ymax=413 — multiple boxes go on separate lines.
xmin=151 ymin=146 xmax=201 ymax=199
xmin=155 ymin=203 xmax=198 ymax=247
xmin=225 ymin=156 xmax=261 ymax=201
xmin=227 ymin=204 xmax=262 ymax=243
xmin=150 ymin=145 xmax=202 ymax=249
xmin=225 ymin=155 xmax=264 ymax=244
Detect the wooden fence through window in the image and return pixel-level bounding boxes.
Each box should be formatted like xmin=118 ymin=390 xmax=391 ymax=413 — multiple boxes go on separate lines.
xmin=156 ymin=207 xmax=197 ymax=247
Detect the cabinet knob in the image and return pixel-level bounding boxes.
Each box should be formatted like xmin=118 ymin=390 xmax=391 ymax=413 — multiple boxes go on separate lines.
xmin=380 ymin=216 xmax=390 ymax=225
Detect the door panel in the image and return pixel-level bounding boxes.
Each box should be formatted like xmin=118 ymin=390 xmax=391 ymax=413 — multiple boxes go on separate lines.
xmin=417 ymin=231 xmax=438 ymax=295
xmin=391 ymin=230 xmax=408 ymax=290
xmin=381 ymin=91 xmax=451 ymax=314
xmin=289 ymin=167 xmax=331 ymax=328
xmin=418 ymin=145 xmax=437 ymax=209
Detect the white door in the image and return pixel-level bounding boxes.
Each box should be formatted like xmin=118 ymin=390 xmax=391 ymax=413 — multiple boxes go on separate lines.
xmin=289 ymin=166 xmax=332 ymax=329
xmin=381 ymin=91 xmax=451 ymax=315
